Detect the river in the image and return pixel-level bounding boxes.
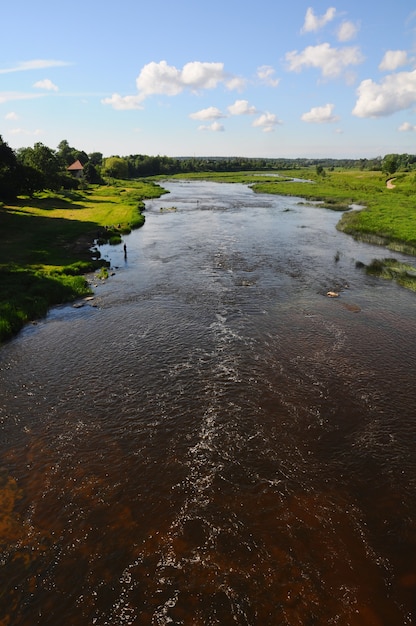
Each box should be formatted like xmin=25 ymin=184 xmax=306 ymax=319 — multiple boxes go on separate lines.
xmin=1 ymin=180 xmax=416 ymax=625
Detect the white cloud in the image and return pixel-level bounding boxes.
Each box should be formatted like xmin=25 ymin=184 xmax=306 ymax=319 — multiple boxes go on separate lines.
xmin=224 ymin=76 xmax=247 ymax=91
xmin=8 ymin=128 xmax=42 ymax=136
xmin=136 ymin=60 xmax=226 ymax=97
xmin=286 ymin=43 xmax=364 ymax=79
xmin=301 ymin=7 xmax=336 ymax=33
xmin=379 ymin=50 xmax=408 ymax=72
xmin=337 ymin=20 xmax=359 ymax=42
xmin=0 ymin=59 xmax=70 ymax=74
xmin=353 ymin=70 xmax=416 ymax=117
xmin=398 ymin=121 xmax=416 ymax=132
xmin=5 ymin=111 xmax=18 ymax=120
xmin=257 ymin=65 xmax=280 ymax=87
xmin=104 ymin=60 xmax=243 ymax=110
xmin=101 ymin=93 xmax=144 ymax=110
xmin=252 ymin=112 xmax=281 ymax=132
xmin=301 ymin=103 xmax=339 ymax=123
xmin=198 ymin=121 xmax=225 ymax=132
xmin=33 ymin=78 xmax=59 ymax=91
xmin=190 ymin=106 xmax=225 ymax=121
xmin=228 ymin=99 xmax=257 ymax=115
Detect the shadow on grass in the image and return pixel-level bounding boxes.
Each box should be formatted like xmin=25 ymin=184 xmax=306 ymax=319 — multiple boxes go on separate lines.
xmin=13 ymin=193 xmax=119 ymax=212
xmin=0 ymin=208 xmax=104 ymax=266
xmin=0 ymin=207 xmax=113 ymax=343
xmin=0 ymin=266 xmax=94 ymax=343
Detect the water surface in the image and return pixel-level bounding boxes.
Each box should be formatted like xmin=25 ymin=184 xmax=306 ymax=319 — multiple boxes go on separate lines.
xmin=1 ymin=180 xmax=416 ymax=625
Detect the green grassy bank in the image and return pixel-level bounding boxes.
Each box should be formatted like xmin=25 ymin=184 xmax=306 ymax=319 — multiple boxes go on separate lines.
xmin=0 ymin=180 xmax=166 ymax=343
xmin=247 ymin=169 xmax=416 ymax=252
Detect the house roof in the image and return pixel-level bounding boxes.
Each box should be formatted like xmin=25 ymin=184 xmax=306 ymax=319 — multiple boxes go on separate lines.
xmin=67 ymin=159 xmax=84 ymax=171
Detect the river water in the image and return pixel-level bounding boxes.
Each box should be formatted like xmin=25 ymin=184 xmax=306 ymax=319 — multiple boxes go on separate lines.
xmin=1 ymin=180 xmax=416 ymax=625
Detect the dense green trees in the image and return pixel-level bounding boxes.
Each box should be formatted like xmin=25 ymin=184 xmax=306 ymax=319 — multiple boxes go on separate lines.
xmin=382 ymin=153 xmax=416 ymax=176
xmin=0 ymin=138 xmax=105 ymax=200
xmin=0 ymin=136 xmax=20 ymax=200
xmin=102 ymin=156 xmax=129 ymax=179
xmin=17 ymin=142 xmax=62 ymax=191
xmin=1 ymin=132 xmax=416 ymax=203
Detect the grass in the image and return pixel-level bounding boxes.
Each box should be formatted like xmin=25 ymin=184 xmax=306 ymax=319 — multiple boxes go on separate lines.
xmin=358 ymin=258 xmax=416 ymax=291
xmin=249 ymin=169 xmax=416 ymax=249
xmin=0 ymin=180 xmax=166 ymax=343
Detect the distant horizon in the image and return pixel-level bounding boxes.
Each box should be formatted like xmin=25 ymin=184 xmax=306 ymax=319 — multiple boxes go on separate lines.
xmin=2 ymin=1 xmax=416 ymax=160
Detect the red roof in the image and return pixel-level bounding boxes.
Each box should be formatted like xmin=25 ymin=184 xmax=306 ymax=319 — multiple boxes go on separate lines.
xmin=67 ymin=159 xmax=84 ymax=171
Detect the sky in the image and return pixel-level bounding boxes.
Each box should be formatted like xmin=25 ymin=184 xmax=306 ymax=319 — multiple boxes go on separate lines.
xmin=1 ymin=1 xmax=416 ymax=159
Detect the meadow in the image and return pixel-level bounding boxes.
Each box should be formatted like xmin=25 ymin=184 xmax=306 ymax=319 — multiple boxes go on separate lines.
xmin=0 ymin=180 xmax=165 ymax=342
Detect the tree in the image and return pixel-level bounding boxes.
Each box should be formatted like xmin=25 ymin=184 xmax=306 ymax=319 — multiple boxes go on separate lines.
xmin=17 ymin=142 xmax=62 ymax=190
xmin=0 ymin=135 xmax=20 ymax=200
xmin=83 ymin=162 xmax=103 ymax=184
xmin=382 ymin=154 xmax=399 ymax=176
xmin=102 ymin=156 xmax=129 ymax=179
xmin=18 ymin=164 xmax=45 ymax=196
xmin=88 ymin=152 xmax=103 ymax=166
xmin=56 ymin=139 xmax=77 ymax=166
xmin=75 ymin=150 xmax=89 ymax=166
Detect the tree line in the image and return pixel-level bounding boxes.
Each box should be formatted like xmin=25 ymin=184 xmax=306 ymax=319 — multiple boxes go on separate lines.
xmin=1 ymin=134 xmax=414 ymax=201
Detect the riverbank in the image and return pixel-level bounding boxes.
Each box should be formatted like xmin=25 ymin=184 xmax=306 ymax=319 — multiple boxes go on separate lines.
xmin=2 ymin=169 xmax=416 ymax=343
xmin=0 ymin=180 xmax=166 ymax=343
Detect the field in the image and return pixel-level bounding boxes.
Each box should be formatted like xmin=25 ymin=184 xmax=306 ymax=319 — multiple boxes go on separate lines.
xmin=0 ymin=180 xmax=166 ymax=342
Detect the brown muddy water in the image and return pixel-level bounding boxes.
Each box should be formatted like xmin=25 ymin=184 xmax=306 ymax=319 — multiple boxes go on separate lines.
xmin=1 ymin=180 xmax=416 ymax=625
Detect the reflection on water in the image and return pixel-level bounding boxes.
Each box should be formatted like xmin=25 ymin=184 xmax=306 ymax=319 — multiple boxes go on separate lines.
xmin=1 ymin=181 xmax=416 ymax=624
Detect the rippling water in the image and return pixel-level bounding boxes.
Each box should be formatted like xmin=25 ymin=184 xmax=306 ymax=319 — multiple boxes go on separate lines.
xmin=1 ymin=180 xmax=416 ymax=625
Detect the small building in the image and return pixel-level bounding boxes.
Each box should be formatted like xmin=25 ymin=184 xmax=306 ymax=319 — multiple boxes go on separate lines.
xmin=67 ymin=159 xmax=84 ymax=178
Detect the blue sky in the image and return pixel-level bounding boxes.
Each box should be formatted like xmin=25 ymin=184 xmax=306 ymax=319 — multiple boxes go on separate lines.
xmin=1 ymin=1 xmax=416 ymax=159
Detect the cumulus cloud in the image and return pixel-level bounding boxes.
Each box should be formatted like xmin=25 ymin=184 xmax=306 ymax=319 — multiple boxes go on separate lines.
xmin=198 ymin=121 xmax=225 ymax=132
xmin=33 ymin=78 xmax=58 ymax=91
xmin=0 ymin=59 xmax=70 ymax=74
xmin=353 ymin=70 xmax=416 ymax=117
xmin=286 ymin=43 xmax=364 ymax=79
xmin=228 ymin=99 xmax=257 ymax=115
xmin=398 ymin=121 xmax=416 ymax=132
xmin=337 ymin=20 xmax=359 ymax=42
xmin=379 ymin=50 xmax=408 ymax=72
xmin=190 ymin=106 xmax=225 ymax=121
xmin=301 ymin=103 xmax=339 ymax=123
xmin=301 ymin=7 xmax=336 ymax=33
xmin=101 ymin=93 xmax=144 ymax=110
xmin=225 ymin=76 xmax=247 ymax=91
xmin=5 ymin=111 xmax=18 ymax=120
xmin=103 ymin=60 xmax=243 ymax=110
xmin=252 ymin=112 xmax=281 ymax=132
xmin=257 ymin=65 xmax=280 ymax=87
